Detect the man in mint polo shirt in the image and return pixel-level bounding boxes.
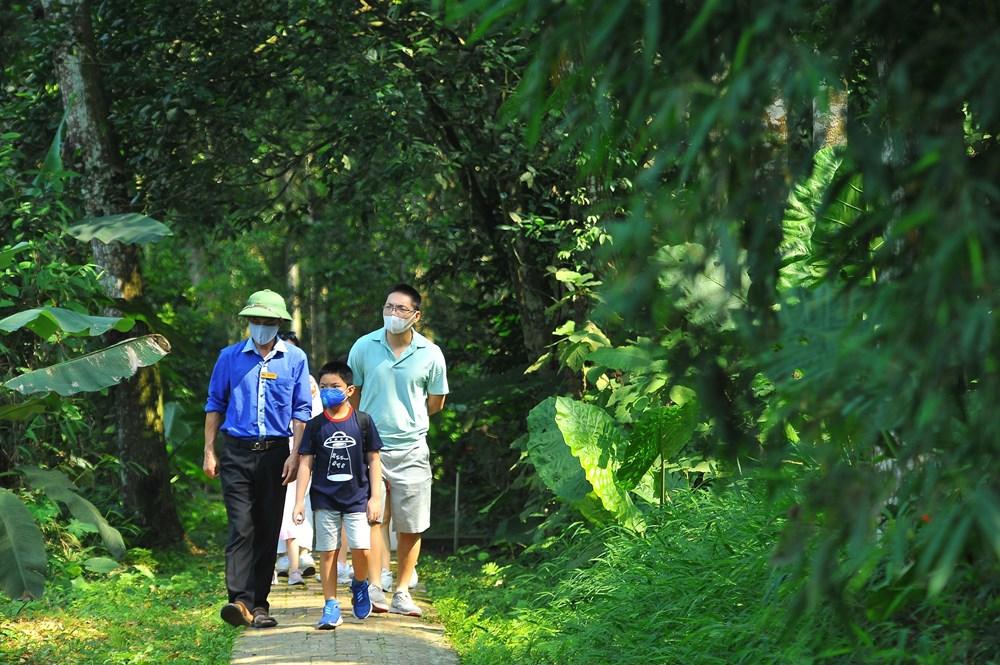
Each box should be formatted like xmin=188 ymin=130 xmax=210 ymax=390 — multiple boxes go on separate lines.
xmin=347 ymin=283 xmax=448 ymax=617
xmin=203 ymin=289 xmax=313 ymax=628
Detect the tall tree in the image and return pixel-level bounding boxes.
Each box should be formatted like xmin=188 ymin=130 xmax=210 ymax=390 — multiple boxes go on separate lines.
xmin=41 ymin=0 xmax=183 ymax=546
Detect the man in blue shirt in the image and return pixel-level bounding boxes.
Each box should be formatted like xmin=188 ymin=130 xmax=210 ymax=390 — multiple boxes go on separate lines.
xmin=203 ymin=289 xmax=313 ymax=628
xmin=348 ymin=283 xmax=449 ymax=617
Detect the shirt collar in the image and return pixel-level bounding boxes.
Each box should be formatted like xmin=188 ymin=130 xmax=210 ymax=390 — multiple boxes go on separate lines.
xmin=372 ymin=327 xmax=428 ymax=349
xmin=241 ymin=336 xmax=288 ymax=357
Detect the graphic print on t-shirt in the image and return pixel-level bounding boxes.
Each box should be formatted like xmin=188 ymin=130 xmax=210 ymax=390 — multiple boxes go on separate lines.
xmin=323 ymin=431 xmax=356 ymax=482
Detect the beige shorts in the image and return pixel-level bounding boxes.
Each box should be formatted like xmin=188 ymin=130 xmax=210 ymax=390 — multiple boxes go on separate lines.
xmin=377 ymin=442 xmax=432 ymax=534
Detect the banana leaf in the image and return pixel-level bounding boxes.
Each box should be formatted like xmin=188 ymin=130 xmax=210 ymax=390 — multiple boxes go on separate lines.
xmin=0 ymin=306 xmax=134 ymax=339
xmin=4 ymin=334 xmax=171 ymax=396
xmin=0 ymin=488 xmax=47 ymax=599
xmin=67 ymin=213 xmax=172 ymax=245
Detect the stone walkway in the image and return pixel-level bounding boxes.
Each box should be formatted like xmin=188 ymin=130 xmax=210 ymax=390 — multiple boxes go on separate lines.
xmin=230 ymin=577 xmax=459 ymax=665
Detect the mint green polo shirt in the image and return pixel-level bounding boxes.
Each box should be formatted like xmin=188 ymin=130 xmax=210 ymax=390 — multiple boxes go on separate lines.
xmin=347 ymin=327 xmax=449 ymax=450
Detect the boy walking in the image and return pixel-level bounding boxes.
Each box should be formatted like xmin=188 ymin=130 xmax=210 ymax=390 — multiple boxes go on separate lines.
xmin=293 ymin=361 xmax=383 ymax=629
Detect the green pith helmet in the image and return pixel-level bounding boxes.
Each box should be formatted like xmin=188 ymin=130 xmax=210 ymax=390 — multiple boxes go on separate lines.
xmin=238 ymin=289 xmax=292 ymax=321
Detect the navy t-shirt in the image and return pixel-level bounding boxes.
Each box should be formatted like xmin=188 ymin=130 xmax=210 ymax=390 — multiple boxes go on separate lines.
xmin=300 ymin=407 xmax=383 ymax=513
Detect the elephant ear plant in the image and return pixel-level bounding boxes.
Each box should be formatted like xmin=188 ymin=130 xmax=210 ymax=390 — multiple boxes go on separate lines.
xmin=0 ymin=214 xmax=172 ymax=599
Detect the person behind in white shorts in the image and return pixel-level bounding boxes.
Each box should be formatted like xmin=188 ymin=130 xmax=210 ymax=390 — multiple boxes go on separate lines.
xmin=347 ymin=283 xmax=449 ymax=617
xmin=274 ymin=331 xmax=321 ymax=586
xmin=293 ymin=361 xmax=383 ymax=629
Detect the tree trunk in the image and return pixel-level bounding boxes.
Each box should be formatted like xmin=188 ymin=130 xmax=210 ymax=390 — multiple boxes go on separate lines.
xmin=43 ymin=0 xmax=184 ymax=547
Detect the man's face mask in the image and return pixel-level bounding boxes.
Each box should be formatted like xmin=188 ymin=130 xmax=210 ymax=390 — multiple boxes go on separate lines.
xmin=248 ymin=322 xmax=279 ymax=345
xmin=383 ymin=313 xmax=416 ymax=335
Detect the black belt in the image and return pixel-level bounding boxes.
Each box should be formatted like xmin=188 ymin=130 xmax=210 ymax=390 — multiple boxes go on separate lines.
xmin=224 ymin=435 xmax=286 ymax=451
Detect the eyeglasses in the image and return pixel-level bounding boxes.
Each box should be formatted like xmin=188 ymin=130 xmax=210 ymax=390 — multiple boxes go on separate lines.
xmin=383 ymin=304 xmax=417 ymax=316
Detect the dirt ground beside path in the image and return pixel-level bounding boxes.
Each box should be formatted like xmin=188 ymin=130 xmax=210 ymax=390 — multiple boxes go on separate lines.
xmin=230 ymin=579 xmax=459 ymax=665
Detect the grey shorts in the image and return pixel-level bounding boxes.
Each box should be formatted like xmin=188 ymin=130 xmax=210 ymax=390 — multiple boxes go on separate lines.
xmin=378 ymin=442 xmax=432 ymax=534
xmin=314 ymin=510 xmax=371 ymax=551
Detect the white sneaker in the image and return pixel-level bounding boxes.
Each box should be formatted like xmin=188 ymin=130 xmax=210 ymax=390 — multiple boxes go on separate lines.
xmin=368 ymin=584 xmax=389 ymax=613
xmin=380 ymin=568 xmax=393 ymax=592
xmin=275 ymin=554 xmax=290 ymax=576
xmin=299 ymin=551 xmax=316 ymax=577
xmin=337 ymin=562 xmax=354 ymax=586
xmin=408 ymin=569 xmax=419 ymax=589
xmin=389 ymin=589 xmax=422 ymax=617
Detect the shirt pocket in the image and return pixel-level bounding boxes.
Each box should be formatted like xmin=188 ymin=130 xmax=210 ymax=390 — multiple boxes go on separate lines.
xmin=269 ymin=378 xmax=294 ymax=411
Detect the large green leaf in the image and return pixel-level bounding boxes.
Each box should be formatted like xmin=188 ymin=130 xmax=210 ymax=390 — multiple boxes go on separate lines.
xmin=554 ymin=396 xmax=646 ymax=532
xmin=618 ymin=400 xmax=700 ymax=487
xmin=586 ymin=345 xmax=652 ymax=371
xmin=31 ymin=113 xmax=67 ymax=192
xmin=0 ymin=307 xmax=134 ymax=339
xmin=4 ymin=334 xmax=171 ymax=396
xmin=67 ymin=213 xmax=172 ymax=245
xmin=524 ymin=398 xmax=612 ymax=524
xmin=0 ymin=395 xmax=57 ymax=421
xmin=0 ymin=241 xmax=31 ymax=271
xmin=0 ymin=488 xmax=47 ymax=599
xmin=21 ymin=467 xmax=126 ymax=558
xmin=163 ymin=401 xmax=193 ymax=446
xmin=525 ymin=397 xmax=591 ymax=504
xmin=779 ymin=146 xmax=863 ymax=291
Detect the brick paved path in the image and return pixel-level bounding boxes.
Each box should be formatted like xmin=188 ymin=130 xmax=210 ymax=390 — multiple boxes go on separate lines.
xmin=230 ymin=578 xmax=459 ymax=665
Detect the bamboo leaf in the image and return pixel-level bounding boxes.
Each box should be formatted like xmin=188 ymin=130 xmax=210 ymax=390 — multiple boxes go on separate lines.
xmin=4 ymin=334 xmax=171 ymax=396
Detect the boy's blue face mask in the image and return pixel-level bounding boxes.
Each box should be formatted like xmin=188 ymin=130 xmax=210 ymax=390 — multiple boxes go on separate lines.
xmin=320 ymin=387 xmax=348 ymax=408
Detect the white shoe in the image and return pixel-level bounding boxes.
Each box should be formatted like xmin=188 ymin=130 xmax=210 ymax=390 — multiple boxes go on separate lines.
xmin=275 ymin=554 xmax=290 ymax=576
xmin=408 ymin=569 xmax=418 ymax=589
xmin=380 ymin=568 xmax=393 ymax=592
xmin=389 ymin=589 xmax=422 ymax=617
xmin=369 ymin=584 xmax=389 ymax=613
xmin=337 ymin=562 xmax=354 ymax=585
xmin=299 ymin=551 xmax=316 ymax=577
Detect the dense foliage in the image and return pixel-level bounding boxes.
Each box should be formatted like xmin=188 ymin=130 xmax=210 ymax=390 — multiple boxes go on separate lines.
xmin=1 ymin=0 xmax=997 ymax=661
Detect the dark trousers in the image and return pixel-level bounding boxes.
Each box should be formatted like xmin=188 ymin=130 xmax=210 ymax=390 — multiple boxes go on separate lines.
xmin=219 ymin=442 xmax=288 ymax=612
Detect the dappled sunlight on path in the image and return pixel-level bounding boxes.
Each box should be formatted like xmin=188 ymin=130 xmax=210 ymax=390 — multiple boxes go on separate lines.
xmin=230 ymin=579 xmax=458 ymax=665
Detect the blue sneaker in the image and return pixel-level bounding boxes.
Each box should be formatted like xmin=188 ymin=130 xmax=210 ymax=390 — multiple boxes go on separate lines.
xmin=316 ymin=599 xmax=342 ymax=630
xmin=350 ymin=579 xmax=372 ymax=619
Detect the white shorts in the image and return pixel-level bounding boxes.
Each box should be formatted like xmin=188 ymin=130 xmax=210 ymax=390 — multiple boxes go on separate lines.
xmin=378 ymin=442 xmax=432 ymax=534
xmin=314 ymin=510 xmax=371 ymax=551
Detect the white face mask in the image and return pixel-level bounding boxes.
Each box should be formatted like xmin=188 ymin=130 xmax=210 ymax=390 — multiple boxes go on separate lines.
xmin=383 ymin=313 xmax=415 ymax=335
xmin=249 ymin=322 xmax=279 ymax=345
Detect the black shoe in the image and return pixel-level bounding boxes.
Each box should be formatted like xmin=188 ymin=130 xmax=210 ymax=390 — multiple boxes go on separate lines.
xmin=252 ymin=607 xmax=278 ymax=628
xmin=220 ymin=601 xmax=253 ymax=627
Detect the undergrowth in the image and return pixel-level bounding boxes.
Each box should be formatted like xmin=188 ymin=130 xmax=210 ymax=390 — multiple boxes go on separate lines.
xmin=0 ymin=491 xmax=235 ymax=665
xmin=425 ymin=483 xmax=998 ymax=664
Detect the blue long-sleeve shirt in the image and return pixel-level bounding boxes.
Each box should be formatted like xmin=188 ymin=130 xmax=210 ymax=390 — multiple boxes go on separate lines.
xmin=205 ymin=337 xmax=312 ymax=439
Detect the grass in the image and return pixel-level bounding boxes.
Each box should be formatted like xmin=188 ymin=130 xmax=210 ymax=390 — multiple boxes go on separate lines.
xmin=0 ymin=490 xmax=236 ymax=665
xmin=423 ymin=482 xmax=999 ymax=664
